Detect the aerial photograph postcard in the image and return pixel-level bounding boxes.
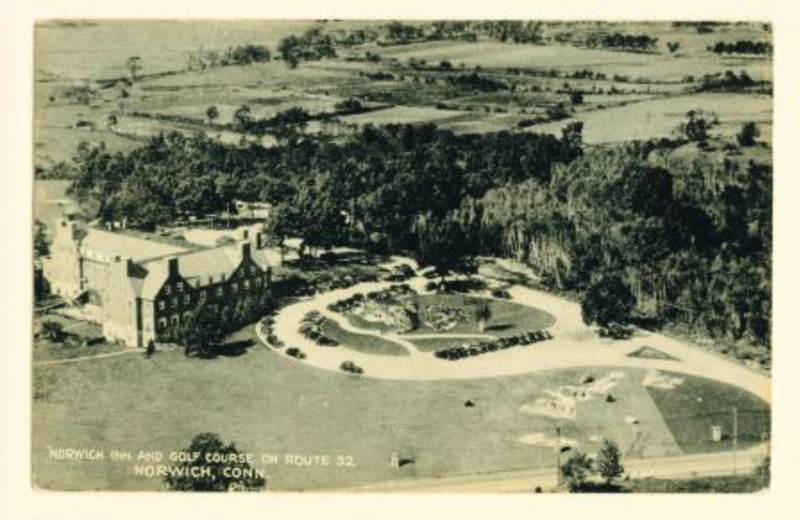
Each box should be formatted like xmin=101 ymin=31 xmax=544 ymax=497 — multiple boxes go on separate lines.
xmin=31 ymin=19 xmax=772 ymax=493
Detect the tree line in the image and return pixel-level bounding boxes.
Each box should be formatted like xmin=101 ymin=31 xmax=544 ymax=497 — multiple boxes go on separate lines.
xmin=709 ymin=40 xmax=772 ymax=55
xmin=65 ymin=115 xmax=770 ymax=347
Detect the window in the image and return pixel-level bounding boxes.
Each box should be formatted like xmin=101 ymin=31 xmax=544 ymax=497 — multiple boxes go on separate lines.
xmin=171 ymin=315 xmax=180 ymax=326
xmin=231 ymin=283 xmax=238 ymax=293
xmin=184 ymin=294 xmax=190 ymax=304
xmin=244 ymin=280 xmax=250 ymax=290
xmin=171 ymin=297 xmax=178 ymax=308
xmin=216 ymin=286 xmax=223 ymax=296
xmin=200 ymin=290 xmax=206 ymax=301
xmin=255 ymin=278 xmax=262 ymax=287
xmin=158 ymin=300 xmax=165 ymax=311
xmin=249 ymin=266 xmax=257 ymax=275
xmin=177 ymin=282 xmax=183 ymax=292
xmin=157 ymin=318 xmax=167 ymax=331
xmin=165 ymin=285 xmax=171 ymax=295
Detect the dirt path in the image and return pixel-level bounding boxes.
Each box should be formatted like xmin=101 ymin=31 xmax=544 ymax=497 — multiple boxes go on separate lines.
xmin=33 ymin=348 xmax=141 ymax=366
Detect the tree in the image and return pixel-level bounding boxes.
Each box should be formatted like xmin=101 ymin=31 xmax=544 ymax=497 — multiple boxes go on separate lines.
xmin=413 ymin=214 xmax=472 ymax=288
xmin=667 ymin=41 xmax=681 ymax=53
xmin=677 ymin=110 xmax=715 ymax=144
xmin=40 ymin=320 xmax=64 ymax=342
xmin=125 ymin=56 xmax=142 ymax=82
xmin=596 ymin=439 xmax=625 ymax=485
xmin=475 ymin=301 xmax=492 ymax=332
xmin=561 ymin=451 xmax=594 ymax=491
xmin=164 ymin=433 xmax=266 ymax=492
xmin=232 ymin=105 xmax=253 ymax=133
xmin=206 ymin=105 xmax=219 ymax=125
xmin=570 ymin=91 xmax=584 ymax=105
xmin=180 ymin=304 xmax=225 ymax=357
xmin=581 ymin=275 xmax=636 ymax=331
xmin=736 ymin=121 xmax=760 ymax=147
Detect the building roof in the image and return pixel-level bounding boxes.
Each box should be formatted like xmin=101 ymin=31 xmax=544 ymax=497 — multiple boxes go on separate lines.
xmin=138 ymin=242 xmax=272 ymax=300
xmin=81 ymin=228 xmax=190 ymax=262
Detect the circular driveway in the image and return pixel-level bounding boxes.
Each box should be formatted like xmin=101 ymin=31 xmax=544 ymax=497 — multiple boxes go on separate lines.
xmin=262 ymin=271 xmax=769 ymax=402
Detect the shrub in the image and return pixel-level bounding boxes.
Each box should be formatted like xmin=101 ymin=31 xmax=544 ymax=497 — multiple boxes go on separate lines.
xmin=491 ymin=288 xmax=512 ymax=299
xmin=340 ymin=360 xmax=364 ymax=375
xmin=286 ymin=347 xmax=306 ymax=359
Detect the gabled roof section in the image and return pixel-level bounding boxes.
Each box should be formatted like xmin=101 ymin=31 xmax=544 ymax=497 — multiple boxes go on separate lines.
xmin=138 ymin=242 xmax=272 ymax=298
xmin=81 ymin=228 xmax=190 ymax=262
xmin=139 ymin=263 xmax=169 ymax=300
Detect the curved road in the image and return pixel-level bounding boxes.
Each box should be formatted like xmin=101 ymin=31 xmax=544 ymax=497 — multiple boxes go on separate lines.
xmin=265 ymin=271 xmax=770 ymax=403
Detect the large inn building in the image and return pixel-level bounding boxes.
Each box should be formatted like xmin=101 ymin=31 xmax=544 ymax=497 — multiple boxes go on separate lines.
xmin=43 ymin=217 xmax=278 ymax=348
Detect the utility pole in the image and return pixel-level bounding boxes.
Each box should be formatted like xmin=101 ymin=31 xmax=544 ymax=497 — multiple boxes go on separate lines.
xmin=732 ymin=407 xmax=738 ymax=476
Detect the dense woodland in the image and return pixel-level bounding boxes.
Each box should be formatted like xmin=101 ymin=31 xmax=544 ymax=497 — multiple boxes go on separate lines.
xmin=64 ymin=118 xmax=771 ymax=348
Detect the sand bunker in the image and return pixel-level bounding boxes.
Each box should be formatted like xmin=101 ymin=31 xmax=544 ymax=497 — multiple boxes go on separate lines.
xmin=519 ymin=371 xmax=626 ymax=420
xmin=642 ymin=370 xmax=684 ymax=390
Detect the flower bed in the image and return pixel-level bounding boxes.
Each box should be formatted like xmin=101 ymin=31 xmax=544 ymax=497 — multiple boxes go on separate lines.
xmin=328 ymin=284 xmax=419 ymax=333
xmin=433 ymin=329 xmax=553 ymax=361
xmin=422 ymin=305 xmax=470 ymax=332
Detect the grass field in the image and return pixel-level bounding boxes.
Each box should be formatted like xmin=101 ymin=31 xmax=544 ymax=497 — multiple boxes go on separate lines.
xmin=32 ymin=316 xmax=770 ymax=492
xmin=526 ymin=92 xmax=772 ymax=144
xmin=319 ymin=318 xmax=409 ymax=357
xmin=645 ymin=372 xmax=771 ymax=455
xmin=378 ymin=40 xmax=772 ymax=83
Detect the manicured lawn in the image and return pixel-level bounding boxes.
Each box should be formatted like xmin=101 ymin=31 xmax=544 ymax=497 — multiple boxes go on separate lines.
xmin=319 ymin=318 xmax=409 ymax=357
xmin=33 ymin=350 xmax=685 ymax=492
xmin=645 ymin=372 xmax=771 ymax=454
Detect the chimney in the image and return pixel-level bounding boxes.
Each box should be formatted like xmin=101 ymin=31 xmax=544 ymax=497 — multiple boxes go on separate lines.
xmin=240 ymin=241 xmax=251 ymax=260
xmin=115 ymin=256 xmax=133 ymax=277
xmin=239 ymin=228 xmax=250 ymax=241
xmin=166 ymin=256 xmax=180 ymax=277
xmin=68 ymin=220 xmax=80 ymax=240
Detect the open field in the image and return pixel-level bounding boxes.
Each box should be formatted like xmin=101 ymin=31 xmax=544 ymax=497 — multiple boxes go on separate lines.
xmin=527 ymin=92 xmax=772 ymax=144
xmin=646 ymin=372 xmax=771 ymax=455
xmin=35 ymin=20 xmax=326 ymax=81
xmin=377 ymin=40 xmax=772 ymax=83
